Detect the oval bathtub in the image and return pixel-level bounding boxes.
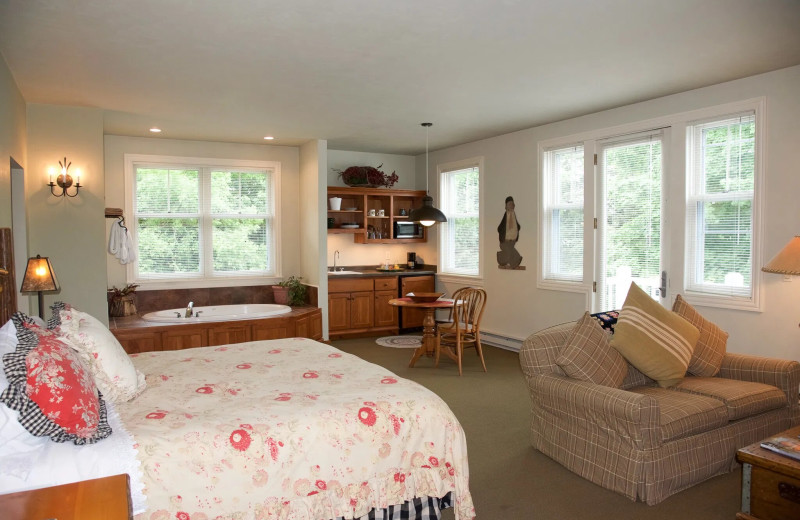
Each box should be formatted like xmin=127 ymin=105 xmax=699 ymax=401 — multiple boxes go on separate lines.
xmin=142 ymin=304 xmax=292 ymax=323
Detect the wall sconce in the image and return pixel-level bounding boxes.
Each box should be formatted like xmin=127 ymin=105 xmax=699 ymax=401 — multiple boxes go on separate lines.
xmin=20 ymin=255 xmax=60 ymax=319
xmin=48 ymin=157 xmax=82 ymax=197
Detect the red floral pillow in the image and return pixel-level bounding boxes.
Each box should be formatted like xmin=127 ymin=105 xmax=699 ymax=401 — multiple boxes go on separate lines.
xmin=0 ymin=312 xmax=111 ymax=444
xmin=26 ymin=331 xmax=101 ymax=436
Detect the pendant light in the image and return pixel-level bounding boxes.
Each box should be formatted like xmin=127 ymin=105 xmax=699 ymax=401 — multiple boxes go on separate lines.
xmin=409 ymin=122 xmax=447 ymax=227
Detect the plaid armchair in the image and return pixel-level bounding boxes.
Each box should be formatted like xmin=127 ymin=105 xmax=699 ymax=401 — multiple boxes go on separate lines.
xmin=519 ymin=321 xmax=800 ymax=505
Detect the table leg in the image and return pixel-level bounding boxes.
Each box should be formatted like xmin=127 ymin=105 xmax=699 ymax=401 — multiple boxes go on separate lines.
xmin=409 ymin=308 xmax=437 ymax=367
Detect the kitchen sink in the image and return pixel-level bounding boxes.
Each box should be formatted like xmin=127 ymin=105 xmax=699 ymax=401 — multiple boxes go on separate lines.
xmin=329 ymin=270 xmax=361 ymax=275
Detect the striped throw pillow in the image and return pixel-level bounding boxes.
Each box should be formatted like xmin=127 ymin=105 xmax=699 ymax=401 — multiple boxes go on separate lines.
xmin=610 ymin=283 xmax=700 ymax=388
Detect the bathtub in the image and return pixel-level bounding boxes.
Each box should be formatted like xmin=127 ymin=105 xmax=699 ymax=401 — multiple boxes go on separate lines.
xmin=142 ymin=304 xmax=292 ymax=323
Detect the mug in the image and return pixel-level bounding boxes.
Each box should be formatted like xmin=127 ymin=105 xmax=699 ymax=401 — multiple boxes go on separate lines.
xmin=327 ymin=217 xmax=335 ymax=229
xmin=368 ymin=209 xmax=376 ymax=216
xmin=378 ymin=209 xmax=385 ymax=217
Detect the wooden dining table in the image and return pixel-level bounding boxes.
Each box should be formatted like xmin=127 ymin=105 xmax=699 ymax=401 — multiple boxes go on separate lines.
xmin=388 ymin=297 xmax=460 ymax=368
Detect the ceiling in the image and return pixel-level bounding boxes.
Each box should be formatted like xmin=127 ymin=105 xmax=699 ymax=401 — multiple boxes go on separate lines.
xmin=1 ymin=0 xmax=799 ymax=155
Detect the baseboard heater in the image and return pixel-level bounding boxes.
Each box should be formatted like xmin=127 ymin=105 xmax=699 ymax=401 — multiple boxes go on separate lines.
xmin=479 ymin=330 xmax=524 ymax=352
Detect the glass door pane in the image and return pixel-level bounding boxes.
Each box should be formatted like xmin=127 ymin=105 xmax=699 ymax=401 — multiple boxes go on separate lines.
xmin=596 ymin=131 xmax=664 ymax=311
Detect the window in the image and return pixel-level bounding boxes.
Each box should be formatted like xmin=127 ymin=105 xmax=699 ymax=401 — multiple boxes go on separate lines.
xmin=125 ymin=155 xmax=279 ymax=286
xmin=537 ymin=99 xmax=763 ymax=312
xmin=541 ymin=145 xmax=584 ymax=284
xmin=439 ymin=159 xmax=482 ymax=277
xmin=685 ymin=112 xmax=758 ymax=302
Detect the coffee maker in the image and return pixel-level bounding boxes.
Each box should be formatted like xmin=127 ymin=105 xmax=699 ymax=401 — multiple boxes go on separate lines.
xmin=407 ymin=252 xmax=417 ymax=269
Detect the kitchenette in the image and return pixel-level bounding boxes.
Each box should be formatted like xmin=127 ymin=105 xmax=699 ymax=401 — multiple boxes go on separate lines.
xmin=326 ymin=186 xmax=438 ymax=340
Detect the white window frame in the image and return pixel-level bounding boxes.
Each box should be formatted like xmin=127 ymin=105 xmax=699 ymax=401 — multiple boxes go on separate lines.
xmin=437 ymin=156 xmax=484 ymax=283
xmin=123 ymin=154 xmax=282 ymax=290
xmin=536 ymin=98 xmax=765 ymax=312
xmin=682 ymin=104 xmax=764 ymax=311
xmin=539 ymin=143 xmax=587 ymax=291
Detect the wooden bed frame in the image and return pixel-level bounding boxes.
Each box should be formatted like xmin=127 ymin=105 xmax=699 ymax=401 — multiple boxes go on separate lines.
xmin=0 ymin=228 xmax=17 ymax=324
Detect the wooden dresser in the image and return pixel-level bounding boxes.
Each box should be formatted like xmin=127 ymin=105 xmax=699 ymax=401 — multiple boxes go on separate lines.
xmin=0 ymin=474 xmax=131 ymax=520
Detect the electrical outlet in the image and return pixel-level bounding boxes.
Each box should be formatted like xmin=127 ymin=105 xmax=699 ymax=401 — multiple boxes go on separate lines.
xmin=784 ymin=275 xmax=792 ymax=282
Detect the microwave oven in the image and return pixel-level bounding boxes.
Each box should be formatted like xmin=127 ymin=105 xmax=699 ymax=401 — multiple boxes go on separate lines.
xmin=394 ymin=221 xmax=423 ymax=239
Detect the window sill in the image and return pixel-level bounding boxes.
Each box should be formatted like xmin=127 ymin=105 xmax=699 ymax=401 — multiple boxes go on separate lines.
xmin=133 ymin=276 xmax=282 ymax=291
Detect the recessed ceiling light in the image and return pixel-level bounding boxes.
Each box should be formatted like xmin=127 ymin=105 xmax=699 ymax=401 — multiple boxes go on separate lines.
xmin=149 ymin=127 xmax=162 ymax=133
xmin=263 ymin=136 xmax=274 ymax=140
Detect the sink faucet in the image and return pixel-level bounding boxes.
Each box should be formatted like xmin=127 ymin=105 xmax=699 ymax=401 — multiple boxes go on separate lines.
xmin=185 ymin=301 xmax=194 ymax=318
xmin=333 ymin=250 xmax=340 ymax=272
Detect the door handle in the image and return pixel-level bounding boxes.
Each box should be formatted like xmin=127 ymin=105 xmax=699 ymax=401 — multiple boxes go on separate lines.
xmin=659 ymin=271 xmax=667 ymax=298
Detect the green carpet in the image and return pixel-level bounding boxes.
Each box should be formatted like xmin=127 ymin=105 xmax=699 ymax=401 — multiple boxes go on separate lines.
xmin=331 ymin=336 xmax=740 ymax=520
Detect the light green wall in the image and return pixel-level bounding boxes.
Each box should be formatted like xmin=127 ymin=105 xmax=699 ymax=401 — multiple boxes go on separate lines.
xmin=0 ymin=53 xmax=26 ymax=228
xmin=26 ymin=104 xmax=107 ymax=322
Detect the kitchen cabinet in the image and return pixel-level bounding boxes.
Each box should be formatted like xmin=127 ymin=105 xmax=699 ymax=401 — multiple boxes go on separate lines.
xmin=327 ymin=186 xmax=427 ymax=244
xmin=328 ymin=278 xmax=374 ymax=333
xmin=373 ymin=277 xmax=399 ymax=329
xmin=399 ymin=275 xmax=435 ymax=329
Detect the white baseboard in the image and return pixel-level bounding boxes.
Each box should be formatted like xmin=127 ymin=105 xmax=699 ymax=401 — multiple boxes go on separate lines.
xmin=479 ymin=330 xmax=523 ymax=352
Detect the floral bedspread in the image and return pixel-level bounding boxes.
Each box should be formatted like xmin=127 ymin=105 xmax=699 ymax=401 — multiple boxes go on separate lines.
xmin=117 ymin=338 xmax=475 ymax=520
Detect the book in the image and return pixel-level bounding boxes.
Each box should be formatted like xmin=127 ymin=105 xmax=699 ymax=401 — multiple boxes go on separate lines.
xmin=760 ymin=436 xmax=800 ymax=462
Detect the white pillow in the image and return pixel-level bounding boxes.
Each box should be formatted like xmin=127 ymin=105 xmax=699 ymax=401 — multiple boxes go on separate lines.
xmin=56 ymin=308 xmax=146 ymax=403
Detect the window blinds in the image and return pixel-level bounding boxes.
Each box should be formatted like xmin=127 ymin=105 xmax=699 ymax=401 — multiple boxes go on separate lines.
xmin=686 ymin=112 xmax=755 ymax=298
xmin=542 ymin=145 xmax=584 ymax=282
xmin=133 ymin=163 xmax=273 ymax=280
xmin=440 ymin=165 xmax=480 ymax=275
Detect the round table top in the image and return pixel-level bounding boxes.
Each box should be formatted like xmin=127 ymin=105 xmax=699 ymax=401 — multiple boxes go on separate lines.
xmin=388 ymin=297 xmax=456 ymax=308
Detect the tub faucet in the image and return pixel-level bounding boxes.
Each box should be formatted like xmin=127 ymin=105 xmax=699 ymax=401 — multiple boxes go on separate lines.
xmin=185 ymin=301 xmax=194 ymax=318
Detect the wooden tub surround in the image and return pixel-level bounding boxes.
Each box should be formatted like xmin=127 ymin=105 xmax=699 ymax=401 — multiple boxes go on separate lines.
xmin=110 ymin=306 xmax=322 ymax=354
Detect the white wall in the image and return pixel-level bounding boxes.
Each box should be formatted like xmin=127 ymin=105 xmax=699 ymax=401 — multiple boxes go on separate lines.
xmin=104 ymin=135 xmax=301 ymax=289
xmin=0 ymin=53 xmax=26 ymax=229
xmin=425 ymin=65 xmax=800 ymax=361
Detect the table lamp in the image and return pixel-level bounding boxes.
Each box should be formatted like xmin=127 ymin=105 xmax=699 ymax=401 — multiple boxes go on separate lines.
xmin=762 ymin=236 xmax=800 ymax=277
xmin=20 ymin=255 xmax=59 ymax=319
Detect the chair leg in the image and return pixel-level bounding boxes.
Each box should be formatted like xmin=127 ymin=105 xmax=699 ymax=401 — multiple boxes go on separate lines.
xmin=457 ymin=339 xmax=463 ymax=376
xmin=475 ymin=336 xmax=487 ymax=372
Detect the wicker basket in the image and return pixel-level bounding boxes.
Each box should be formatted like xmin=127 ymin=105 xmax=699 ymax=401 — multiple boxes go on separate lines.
xmin=109 ymin=294 xmax=137 ymax=317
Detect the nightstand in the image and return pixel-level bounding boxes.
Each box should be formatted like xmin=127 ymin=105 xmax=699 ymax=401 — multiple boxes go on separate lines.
xmin=0 ymin=473 xmax=132 ymax=519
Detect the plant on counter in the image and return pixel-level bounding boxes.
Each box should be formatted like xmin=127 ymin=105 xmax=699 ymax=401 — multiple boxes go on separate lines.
xmin=274 ymin=276 xmax=308 ymax=306
xmin=334 ymin=164 xmax=399 ymax=188
xmin=108 ymin=283 xmax=139 ymax=317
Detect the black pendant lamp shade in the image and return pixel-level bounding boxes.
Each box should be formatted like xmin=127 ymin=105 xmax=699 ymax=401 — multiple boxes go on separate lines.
xmin=409 ymin=122 xmax=447 ymax=227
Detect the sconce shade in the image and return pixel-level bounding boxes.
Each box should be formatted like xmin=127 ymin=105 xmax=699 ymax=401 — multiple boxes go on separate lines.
xmin=762 ymin=236 xmax=800 ymax=275
xmin=21 ymin=255 xmax=59 ymax=293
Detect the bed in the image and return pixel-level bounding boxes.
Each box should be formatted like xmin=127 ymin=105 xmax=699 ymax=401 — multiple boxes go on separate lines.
xmin=0 ymin=228 xmax=475 ymax=519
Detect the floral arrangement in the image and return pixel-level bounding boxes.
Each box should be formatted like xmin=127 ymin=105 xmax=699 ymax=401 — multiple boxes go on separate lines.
xmin=109 ymin=283 xmax=139 ymax=300
xmin=335 ymin=164 xmax=398 ymax=188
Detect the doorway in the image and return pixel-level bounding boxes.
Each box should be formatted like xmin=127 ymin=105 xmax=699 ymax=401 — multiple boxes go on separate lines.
xmin=10 ymin=158 xmax=29 ymax=314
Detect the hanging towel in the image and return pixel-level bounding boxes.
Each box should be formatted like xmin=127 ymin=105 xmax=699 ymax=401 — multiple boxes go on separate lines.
xmin=108 ymin=220 xmax=137 ymax=265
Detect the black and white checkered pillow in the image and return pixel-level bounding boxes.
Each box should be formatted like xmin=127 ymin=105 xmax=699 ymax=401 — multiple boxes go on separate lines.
xmin=0 ymin=311 xmax=112 ymax=445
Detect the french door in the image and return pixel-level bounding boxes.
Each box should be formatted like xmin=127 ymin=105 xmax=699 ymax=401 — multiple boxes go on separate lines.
xmin=595 ymin=129 xmax=668 ymax=311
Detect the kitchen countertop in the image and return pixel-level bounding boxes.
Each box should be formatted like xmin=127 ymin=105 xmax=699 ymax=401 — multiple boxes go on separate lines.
xmin=327 ymin=265 xmax=436 ymax=278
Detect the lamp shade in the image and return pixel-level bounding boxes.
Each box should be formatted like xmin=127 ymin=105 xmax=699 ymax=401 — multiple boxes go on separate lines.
xmin=20 ymin=255 xmax=60 ymax=292
xmin=762 ymin=236 xmax=800 ymax=275
xmin=409 ymin=195 xmax=447 ymax=227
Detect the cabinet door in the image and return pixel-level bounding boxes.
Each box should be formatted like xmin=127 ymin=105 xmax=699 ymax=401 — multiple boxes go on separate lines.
xmin=162 ymin=328 xmax=206 ymax=350
xmin=114 ymin=331 xmax=160 ymax=354
xmin=350 ymin=291 xmax=374 ymax=329
xmin=208 ymin=324 xmax=251 ymax=346
xmin=374 ymin=290 xmax=398 ymax=328
xmin=400 ymin=275 xmax=435 ymax=328
xmin=328 ymin=293 xmax=351 ymax=331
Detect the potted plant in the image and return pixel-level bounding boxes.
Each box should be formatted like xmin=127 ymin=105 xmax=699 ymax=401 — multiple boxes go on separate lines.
xmin=108 ymin=283 xmax=139 ymax=317
xmin=272 ymin=276 xmax=307 ymax=306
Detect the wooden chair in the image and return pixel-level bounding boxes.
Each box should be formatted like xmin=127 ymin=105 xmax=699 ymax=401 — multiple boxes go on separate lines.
xmin=435 ymin=287 xmax=487 ymax=375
